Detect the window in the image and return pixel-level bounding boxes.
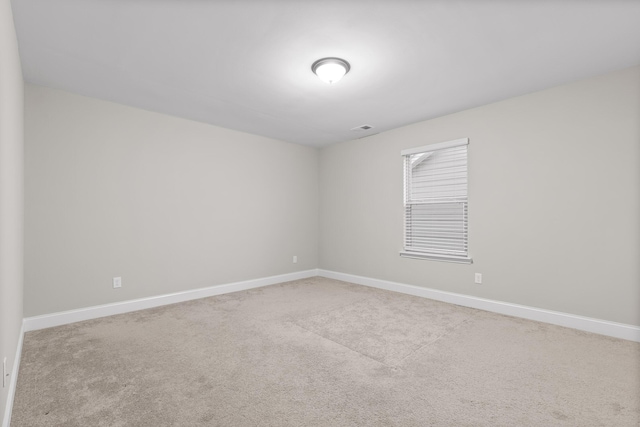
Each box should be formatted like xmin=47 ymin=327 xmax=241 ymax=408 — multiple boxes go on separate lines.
xmin=400 ymin=138 xmax=472 ymax=263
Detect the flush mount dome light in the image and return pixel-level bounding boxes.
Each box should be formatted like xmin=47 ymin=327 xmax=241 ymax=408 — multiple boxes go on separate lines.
xmin=311 ymin=57 xmax=350 ymax=84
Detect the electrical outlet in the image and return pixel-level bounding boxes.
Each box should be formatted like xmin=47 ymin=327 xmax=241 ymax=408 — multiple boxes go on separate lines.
xmin=3 ymin=357 xmax=7 ymax=388
xmin=475 ymin=273 xmax=482 ymax=284
xmin=293 ymin=255 xmax=298 ymax=264
xmin=113 ymin=277 xmax=122 ymax=288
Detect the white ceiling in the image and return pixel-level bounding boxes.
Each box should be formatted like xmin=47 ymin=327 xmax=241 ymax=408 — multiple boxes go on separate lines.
xmin=11 ymin=0 xmax=640 ymax=148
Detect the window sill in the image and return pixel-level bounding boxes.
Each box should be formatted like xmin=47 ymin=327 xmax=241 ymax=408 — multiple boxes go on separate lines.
xmin=399 ymin=251 xmax=473 ymax=264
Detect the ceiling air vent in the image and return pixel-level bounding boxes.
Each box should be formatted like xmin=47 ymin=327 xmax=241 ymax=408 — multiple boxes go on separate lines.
xmin=351 ymin=124 xmax=374 ymax=131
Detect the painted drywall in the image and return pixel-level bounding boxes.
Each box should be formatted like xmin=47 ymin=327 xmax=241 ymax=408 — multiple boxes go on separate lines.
xmin=320 ymin=66 xmax=640 ymax=326
xmin=0 ymin=0 xmax=24 ymax=423
xmin=24 ymin=85 xmax=319 ymax=317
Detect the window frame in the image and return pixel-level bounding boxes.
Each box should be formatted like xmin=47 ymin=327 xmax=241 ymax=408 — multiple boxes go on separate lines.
xmin=400 ymin=138 xmax=472 ymax=264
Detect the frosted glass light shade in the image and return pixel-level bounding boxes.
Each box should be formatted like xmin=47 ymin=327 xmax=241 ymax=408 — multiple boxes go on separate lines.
xmin=311 ymin=58 xmax=350 ymax=84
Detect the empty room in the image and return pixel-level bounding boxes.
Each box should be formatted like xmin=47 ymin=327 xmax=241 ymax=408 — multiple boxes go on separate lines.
xmin=1 ymin=0 xmax=639 ymax=426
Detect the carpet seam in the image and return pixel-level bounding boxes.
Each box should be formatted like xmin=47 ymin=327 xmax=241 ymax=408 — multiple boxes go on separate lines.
xmin=291 ymin=321 xmax=401 ymax=370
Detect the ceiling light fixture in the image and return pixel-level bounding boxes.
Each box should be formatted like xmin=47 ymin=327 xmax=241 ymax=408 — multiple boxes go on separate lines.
xmin=311 ymin=57 xmax=350 ymax=84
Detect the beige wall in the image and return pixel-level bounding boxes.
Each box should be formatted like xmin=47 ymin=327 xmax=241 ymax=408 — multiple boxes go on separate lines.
xmin=25 ymin=85 xmax=319 ymax=317
xmin=22 ymin=65 xmax=640 ymax=326
xmin=320 ymin=66 xmax=640 ymax=326
xmin=0 ymin=0 xmax=24 ymax=422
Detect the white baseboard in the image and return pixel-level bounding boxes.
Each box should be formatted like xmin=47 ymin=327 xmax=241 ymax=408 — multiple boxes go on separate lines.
xmin=21 ymin=267 xmax=640 ymax=342
xmin=23 ymin=269 xmax=318 ymax=332
xmin=2 ymin=323 xmax=24 ymax=427
xmin=318 ymin=269 xmax=640 ymax=342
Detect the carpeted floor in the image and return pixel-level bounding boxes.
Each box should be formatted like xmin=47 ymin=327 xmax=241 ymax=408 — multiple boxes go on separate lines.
xmin=11 ymin=277 xmax=640 ymax=426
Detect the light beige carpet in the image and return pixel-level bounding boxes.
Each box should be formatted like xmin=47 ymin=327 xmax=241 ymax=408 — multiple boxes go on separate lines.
xmin=11 ymin=277 xmax=640 ymax=426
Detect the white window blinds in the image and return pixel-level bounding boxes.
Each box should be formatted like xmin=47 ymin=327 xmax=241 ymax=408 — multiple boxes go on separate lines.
xmin=400 ymin=138 xmax=472 ymax=263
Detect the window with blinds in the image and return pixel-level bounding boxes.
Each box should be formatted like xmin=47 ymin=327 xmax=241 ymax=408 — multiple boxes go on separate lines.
xmin=400 ymin=138 xmax=472 ymax=263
